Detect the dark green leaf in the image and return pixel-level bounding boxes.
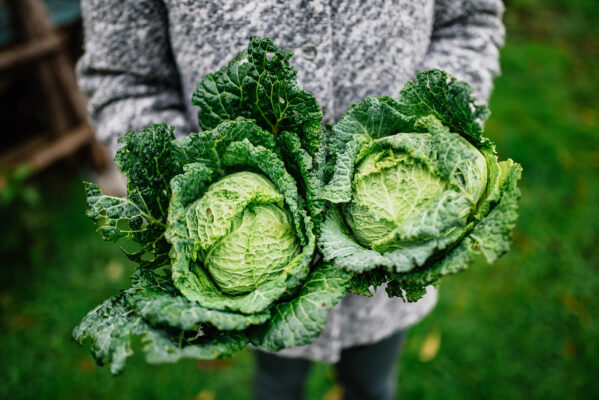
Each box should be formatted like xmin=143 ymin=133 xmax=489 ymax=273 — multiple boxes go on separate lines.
xmin=251 ymin=263 xmax=352 ymax=351
xmin=73 ymin=296 xmax=247 ymax=375
xmin=398 ymin=69 xmax=492 ymax=148
xmin=192 ymin=36 xmax=322 ymax=154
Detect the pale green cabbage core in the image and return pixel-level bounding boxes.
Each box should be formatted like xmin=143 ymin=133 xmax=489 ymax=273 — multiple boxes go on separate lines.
xmin=450 ymin=134 xmax=489 ymax=205
xmin=343 ymin=135 xmax=487 ymax=250
xmin=185 ymin=171 xmax=300 ymax=295
xmin=343 ymin=149 xmax=446 ymax=248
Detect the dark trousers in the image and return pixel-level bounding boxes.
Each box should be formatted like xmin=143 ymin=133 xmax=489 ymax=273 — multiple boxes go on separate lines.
xmin=254 ymin=331 xmax=406 ymax=400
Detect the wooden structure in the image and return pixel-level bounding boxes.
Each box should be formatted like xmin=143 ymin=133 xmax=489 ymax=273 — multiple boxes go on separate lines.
xmin=0 ymin=0 xmax=107 ymax=185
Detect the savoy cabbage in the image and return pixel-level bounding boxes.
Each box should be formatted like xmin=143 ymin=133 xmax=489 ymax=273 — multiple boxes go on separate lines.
xmin=318 ymin=70 xmax=522 ymax=301
xmin=73 ymin=37 xmax=350 ymax=374
xmin=74 ymin=37 xmax=521 ymax=373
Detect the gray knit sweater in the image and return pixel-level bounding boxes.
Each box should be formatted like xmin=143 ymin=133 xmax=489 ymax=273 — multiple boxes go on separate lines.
xmin=78 ymin=0 xmax=504 ymax=363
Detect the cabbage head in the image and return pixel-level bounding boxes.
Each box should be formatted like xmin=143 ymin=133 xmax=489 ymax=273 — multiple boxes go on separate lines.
xmin=165 ymin=118 xmax=319 ymax=319
xmin=73 ymin=37 xmax=351 ymax=374
xmin=318 ymin=70 xmax=521 ymax=301
xmin=191 ymin=172 xmax=300 ymax=295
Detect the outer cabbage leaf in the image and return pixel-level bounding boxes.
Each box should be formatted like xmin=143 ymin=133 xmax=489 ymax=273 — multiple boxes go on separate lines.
xmin=250 ymin=262 xmax=352 ymax=351
xmin=126 ymin=269 xmax=271 ymax=331
xmin=347 ymin=269 xmax=389 ymax=297
xmin=72 ymin=295 xmax=248 ymax=375
xmin=469 ymin=159 xmax=522 ymax=263
xmin=277 ymin=130 xmax=326 ymax=233
xmin=397 ymin=69 xmax=492 ymax=148
xmin=174 ymin=117 xmax=278 ymax=176
xmin=85 ymin=124 xmax=185 ymax=268
xmin=192 ymin=36 xmax=322 ymax=155
xmin=319 ymin=205 xmax=465 ymax=273
xmin=330 ymin=96 xmax=410 ymax=143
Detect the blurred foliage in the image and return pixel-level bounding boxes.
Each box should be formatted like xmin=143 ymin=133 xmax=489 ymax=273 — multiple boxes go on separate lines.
xmin=0 ymin=0 xmax=598 ymax=398
xmin=399 ymin=0 xmax=599 ymax=398
xmin=0 ymin=167 xmax=44 ymax=277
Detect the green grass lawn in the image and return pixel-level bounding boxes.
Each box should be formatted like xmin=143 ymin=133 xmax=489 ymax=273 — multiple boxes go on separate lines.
xmin=1 ymin=0 xmax=598 ymax=399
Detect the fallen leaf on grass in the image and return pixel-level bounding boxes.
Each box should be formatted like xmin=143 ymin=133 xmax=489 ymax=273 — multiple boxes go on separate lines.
xmin=196 ymin=359 xmax=233 ymax=370
xmin=9 ymin=314 xmax=37 ymax=330
xmin=323 ymin=385 xmax=344 ymax=400
xmin=192 ymin=390 xmax=215 ymax=400
xmin=419 ymin=330 xmax=441 ymax=362
xmin=77 ymin=357 xmax=96 ymax=373
xmin=561 ymin=342 xmax=578 ymax=360
xmin=104 ymin=259 xmax=124 ymax=282
xmin=560 ymin=291 xmax=589 ymax=323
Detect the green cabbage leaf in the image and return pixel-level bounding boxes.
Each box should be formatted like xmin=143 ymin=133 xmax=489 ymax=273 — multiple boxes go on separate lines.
xmin=75 ymin=39 xmax=521 ymax=374
xmin=318 ymin=70 xmax=521 ymax=301
xmin=74 ymin=37 xmax=351 ymax=374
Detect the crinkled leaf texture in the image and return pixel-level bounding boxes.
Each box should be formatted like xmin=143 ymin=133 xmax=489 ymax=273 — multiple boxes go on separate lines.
xmin=127 ymin=269 xmax=271 ymax=331
xmin=77 ymin=116 xmax=351 ymax=373
xmin=72 ymin=294 xmax=248 ymax=375
xmin=319 ymin=70 xmax=522 ymax=302
xmin=250 ymin=262 xmax=352 ymax=351
xmin=75 ymin=36 xmax=523 ymax=374
xmin=192 ymin=36 xmax=326 ymax=232
xmin=165 ymin=118 xmax=351 ymax=349
xmin=192 ymin=36 xmax=322 ymax=154
xmin=85 ymin=124 xmax=183 ymax=268
xmin=76 ymin=42 xmax=349 ymax=371
xmin=397 ymin=69 xmax=492 ymax=148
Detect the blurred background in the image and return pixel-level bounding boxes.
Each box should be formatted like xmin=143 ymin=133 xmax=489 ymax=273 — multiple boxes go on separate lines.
xmin=0 ymin=0 xmax=597 ymax=398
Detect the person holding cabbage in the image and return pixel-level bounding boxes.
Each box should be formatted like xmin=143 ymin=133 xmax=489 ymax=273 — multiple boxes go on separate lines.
xmin=78 ymin=0 xmax=506 ymax=399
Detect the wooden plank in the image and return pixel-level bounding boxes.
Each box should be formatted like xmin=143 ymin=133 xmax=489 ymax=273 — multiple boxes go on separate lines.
xmin=6 ymin=0 xmax=82 ymax=134
xmin=2 ymin=0 xmax=109 ymax=173
xmin=0 ymin=34 xmax=63 ymax=71
xmin=6 ymin=0 xmax=55 ymax=39
xmin=0 ymin=136 xmax=47 ymax=165
xmin=0 ymin=123 xmax=95 ymax=172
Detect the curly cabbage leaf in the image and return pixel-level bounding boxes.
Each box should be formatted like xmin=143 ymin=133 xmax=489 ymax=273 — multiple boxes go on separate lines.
xmin=75 ymin=41 xmax=351 ymax=372
xmin=319 ymin=70 xmax=521 ymax=301
xmin=192 ymin=36 xmax=326 ymax=232
xmin=84 ymin=124 xmax=183 ymax=268
xmin=75 ymin=38 xmax=521 ymax=374
xmin=192 ymin=35 xmax=322 ymax=155
xmin=250 ymin=262 xmax=352 ymax=351
xmin=72 ymin=294 xmax=248 ymax=375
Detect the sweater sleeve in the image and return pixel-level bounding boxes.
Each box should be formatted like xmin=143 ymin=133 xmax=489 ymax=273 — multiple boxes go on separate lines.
xmin=417 ymin=0 xmax=505 ymax=104
xmin=77 ymin=0 xmax=192 ymax=157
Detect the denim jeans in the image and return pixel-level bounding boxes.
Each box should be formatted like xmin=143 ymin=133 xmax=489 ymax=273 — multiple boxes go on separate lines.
xmin=253 ymin=331 xmax=406 ymax=400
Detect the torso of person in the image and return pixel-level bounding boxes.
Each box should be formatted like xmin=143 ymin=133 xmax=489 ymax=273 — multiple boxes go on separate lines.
xmin=161 ymin=0 xmax=434 ymax=127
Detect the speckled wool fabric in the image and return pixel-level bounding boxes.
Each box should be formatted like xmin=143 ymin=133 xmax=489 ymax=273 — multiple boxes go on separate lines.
xmin=78 ymin=0 xmax=505 ymax=363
